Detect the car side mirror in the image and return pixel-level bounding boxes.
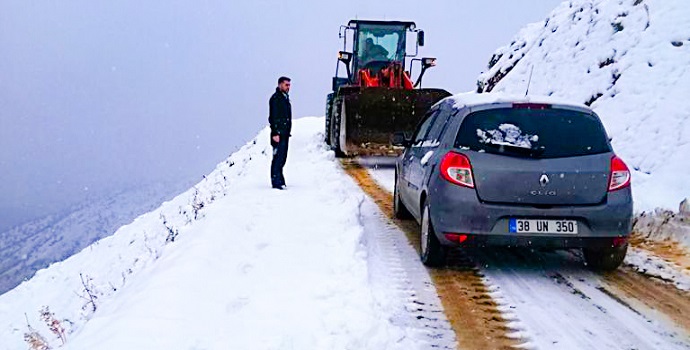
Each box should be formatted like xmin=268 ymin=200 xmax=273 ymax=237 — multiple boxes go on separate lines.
xmin=391 ymin=132 xmax=411 ymax=147
xmin=417 ymin=31 xmax=425 ymax=46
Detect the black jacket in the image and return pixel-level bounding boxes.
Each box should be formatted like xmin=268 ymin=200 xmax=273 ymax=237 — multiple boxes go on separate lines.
xmin=269 ymin=88 xmax=292 ymax=137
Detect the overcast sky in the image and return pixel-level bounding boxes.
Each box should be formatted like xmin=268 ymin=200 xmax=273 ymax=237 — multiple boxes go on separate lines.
xmin=0 ymin=0 xmax=563 ymax=231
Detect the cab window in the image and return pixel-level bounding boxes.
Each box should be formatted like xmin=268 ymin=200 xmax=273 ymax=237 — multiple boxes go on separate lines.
xmin=413 ymin=110 xmax=439 ymax=145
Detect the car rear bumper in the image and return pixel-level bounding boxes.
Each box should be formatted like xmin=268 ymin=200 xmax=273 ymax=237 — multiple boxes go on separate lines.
xmin=440 ymin=234 xmax=628 ymax=248
xmin=429 ymin=180 xmax=633 ymax=248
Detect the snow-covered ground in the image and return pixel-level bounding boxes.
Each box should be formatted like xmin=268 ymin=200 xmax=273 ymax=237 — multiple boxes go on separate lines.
xmin=3 ymin=0 xmax=690 ymax=347
xmin=476 ymin=248 xmax=690 ymax=350
xmin=2 ymin=116 xmax=688 ymax=349
xmin=626 ymin=247 xmax=690 ymax=291
xmin=0 ymin=117 xmax=452 ymax=350
xmin=368 ymin=168 xmax=395 ymax=194
xmin=477 ymin=0 xmax=690 ymax=213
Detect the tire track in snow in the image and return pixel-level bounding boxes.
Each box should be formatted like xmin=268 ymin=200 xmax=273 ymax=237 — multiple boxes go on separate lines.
xmin=443 ymin=241 xmax=690 ymax=349
xmin=342 ymin=161 xmax=522 ymax=350
xmin=601 ymin=266 xmax=690 ymax=336
xmin=364 ymin=166 xmax=690 ymax=349
xmin=357 ymin=197 xmax=456 ymax=349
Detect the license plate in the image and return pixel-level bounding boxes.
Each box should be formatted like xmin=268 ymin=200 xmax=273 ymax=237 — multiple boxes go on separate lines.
xmin=509 ymin=219 xmax=578 ymax=234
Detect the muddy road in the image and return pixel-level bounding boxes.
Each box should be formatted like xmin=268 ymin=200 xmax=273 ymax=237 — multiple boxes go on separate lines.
xmin=344 ymin=159 xmax=690 ymax=349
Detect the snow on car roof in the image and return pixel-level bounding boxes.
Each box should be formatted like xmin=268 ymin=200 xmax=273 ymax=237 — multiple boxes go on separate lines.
xmin=446 ymin=92 xmax=589 ymax=111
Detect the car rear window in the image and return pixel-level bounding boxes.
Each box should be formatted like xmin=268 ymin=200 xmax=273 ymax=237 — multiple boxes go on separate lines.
xmin=454 ymin=107 xmax=611 ymax=158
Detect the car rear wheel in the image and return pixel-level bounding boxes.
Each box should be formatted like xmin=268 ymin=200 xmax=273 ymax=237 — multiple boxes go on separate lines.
xmin=583 ymin=243 xmax=628 ymax=271
xmin=394 ymin=173 xmax=412 ymax=219
xmin=420 ymin=199 xmax=447 ymax=267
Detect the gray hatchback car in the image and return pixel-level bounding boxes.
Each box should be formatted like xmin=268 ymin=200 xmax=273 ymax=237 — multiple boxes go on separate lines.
xmin=392 ymin=93 xmax=633 ymax=271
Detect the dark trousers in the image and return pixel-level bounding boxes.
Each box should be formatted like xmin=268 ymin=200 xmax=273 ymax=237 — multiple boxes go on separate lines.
xmin=271 ymin=135 xmax=289 ymax=187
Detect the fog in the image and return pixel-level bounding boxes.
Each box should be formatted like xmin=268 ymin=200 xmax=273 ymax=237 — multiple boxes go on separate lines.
xmin=0 ymin=0 xmax=562 ymax=231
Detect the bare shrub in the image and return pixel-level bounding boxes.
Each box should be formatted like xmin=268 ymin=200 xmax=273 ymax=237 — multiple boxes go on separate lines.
xmin=39 ymin=306 xmax=66 ymax=345
xmin=23 ymin=313 xmax=51 ymax=350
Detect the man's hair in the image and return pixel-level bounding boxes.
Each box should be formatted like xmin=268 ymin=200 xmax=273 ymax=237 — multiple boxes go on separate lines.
xmin=278 ymin=76 xmax=291 ymax=84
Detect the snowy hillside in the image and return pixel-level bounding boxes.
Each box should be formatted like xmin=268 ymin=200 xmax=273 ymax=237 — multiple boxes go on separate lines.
xmin=0 ymin=182 xmax=188 ymax=295
xmin=0 ymin=117 xmax=450 ymax=350
xmin=476 ymin=0 xmax=690 ymax=211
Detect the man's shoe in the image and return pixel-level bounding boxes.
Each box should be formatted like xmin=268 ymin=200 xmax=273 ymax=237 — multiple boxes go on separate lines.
xmin=272 ymin=184 xmax=286 ymax=190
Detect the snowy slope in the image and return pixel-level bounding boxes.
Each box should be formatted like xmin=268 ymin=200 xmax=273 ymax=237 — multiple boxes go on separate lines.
xmin=476 ymin=0 xmax=690 ymax=212
xmin=0 ymin=181 xmax=188 ymax=295
xmin=0 ymin=117 xmax=446 ymax=350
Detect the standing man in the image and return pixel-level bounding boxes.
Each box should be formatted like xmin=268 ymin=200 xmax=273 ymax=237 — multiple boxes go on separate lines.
xmin=269 ymin=76 xmax=292 ymax=190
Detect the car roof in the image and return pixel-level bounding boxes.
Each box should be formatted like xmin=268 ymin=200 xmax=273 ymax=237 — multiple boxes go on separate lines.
xmin=348 ymin=20 xmax=416 ymax=29
xmin=442 ymin=92 xmax=593 ymax=114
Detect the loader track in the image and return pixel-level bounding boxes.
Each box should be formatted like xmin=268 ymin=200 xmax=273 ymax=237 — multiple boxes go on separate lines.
xmin=341 ymin=160 xmax=521 ymax=350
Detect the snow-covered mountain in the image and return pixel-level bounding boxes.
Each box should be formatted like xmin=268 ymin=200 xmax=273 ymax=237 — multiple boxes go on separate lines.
xmin=476 ymin=0 xmax=690 ymax=211
xmin=0 ymin=181 xmax=190 ymax=295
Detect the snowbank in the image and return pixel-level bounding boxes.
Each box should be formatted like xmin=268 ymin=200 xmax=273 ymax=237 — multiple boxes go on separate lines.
xmin=476 ymin=0 xmax=690 ymax=212
xmin=0 ymin=117 xmax=422 ymax=349
xmin=634 ymin=207 xmax=690 ymax=251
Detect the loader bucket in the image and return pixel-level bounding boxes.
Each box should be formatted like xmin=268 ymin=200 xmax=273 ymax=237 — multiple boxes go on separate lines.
xmin=338 ymin=87 xmax=451 ymax=156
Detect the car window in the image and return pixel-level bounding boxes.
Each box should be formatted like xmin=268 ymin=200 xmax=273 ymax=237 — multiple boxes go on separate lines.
xmin=412 ymin=110 xmax=439 ymax=145
xmin=454 ymin=108 xmax=611 ymax=158
xmin=426 ymin=109 xmax=457 ymax=145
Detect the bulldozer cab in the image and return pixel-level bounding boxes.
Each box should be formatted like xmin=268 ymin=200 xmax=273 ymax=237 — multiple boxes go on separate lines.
xmin=326 ymin=19 xmax=451 ymax=157
xmin=334 ymin=20 xmax=423 ymax=90
xmin=353 ymin=22 xmax=408 ymax=74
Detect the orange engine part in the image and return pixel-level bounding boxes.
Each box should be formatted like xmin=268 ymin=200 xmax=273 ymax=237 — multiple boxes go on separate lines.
xmin=358 ymin=62 xmax=414 ymax=90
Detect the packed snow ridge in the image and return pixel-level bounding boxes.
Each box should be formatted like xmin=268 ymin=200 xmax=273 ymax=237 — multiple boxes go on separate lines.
xmin=477 ymin=0 xmax=690 ymax=212
xmin=0 ymin=117 xmax=434 ymax=350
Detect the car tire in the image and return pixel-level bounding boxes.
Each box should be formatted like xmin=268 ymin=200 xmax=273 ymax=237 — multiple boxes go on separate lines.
xmin=583 ymin=243 xmax=628 ymax=271
xmin=394 ymin=173 xmax=413 ymax=220
xmin=420 ymin=199 xmax=447 ymax=267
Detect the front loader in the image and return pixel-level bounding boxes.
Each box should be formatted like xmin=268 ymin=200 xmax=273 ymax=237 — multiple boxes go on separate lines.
xmin=325 ymin=20 xmax=451 ymax=157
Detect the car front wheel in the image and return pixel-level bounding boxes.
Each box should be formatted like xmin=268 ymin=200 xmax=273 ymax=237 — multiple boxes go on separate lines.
xmin=420 ymin=199 xmax=447 ymax=267
xmin=583 ymin=243 xmax=628 ymax=271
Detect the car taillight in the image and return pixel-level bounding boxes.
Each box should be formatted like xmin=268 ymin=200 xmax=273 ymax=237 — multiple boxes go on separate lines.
xmin=613 ymin=236 xmax=628 ymax=247
xmin=440 ymin=151 xmax=474 ymax=188
xmin=608 ymin=155 xmax=631 ymax=191
xmin=444 ymin=233 xmax=469 ymax=243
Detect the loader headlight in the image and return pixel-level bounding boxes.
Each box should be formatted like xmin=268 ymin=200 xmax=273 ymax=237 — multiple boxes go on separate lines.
xmin=338 ymin=51 xmax=352 ymax=64
xmin=422 ymin=57 xmax=437 ymax=68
